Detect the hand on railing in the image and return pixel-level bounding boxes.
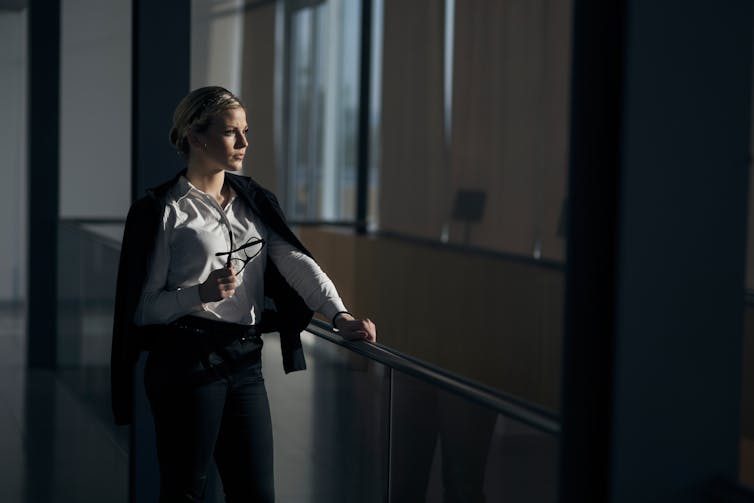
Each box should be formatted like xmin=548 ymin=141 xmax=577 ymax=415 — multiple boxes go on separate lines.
xmin=334 ymin=314 xmax=377 ymax=343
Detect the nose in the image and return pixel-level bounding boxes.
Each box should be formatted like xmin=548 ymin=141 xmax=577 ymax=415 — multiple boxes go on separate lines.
xmin=236 ymin=132 xmax=248 ymax=149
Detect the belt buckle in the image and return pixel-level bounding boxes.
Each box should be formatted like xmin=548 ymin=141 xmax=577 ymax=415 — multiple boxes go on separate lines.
xmin=174 ymin=321 xmax=204 ymax=336
xmin=239 ymin=326 xmax=258 ymax=344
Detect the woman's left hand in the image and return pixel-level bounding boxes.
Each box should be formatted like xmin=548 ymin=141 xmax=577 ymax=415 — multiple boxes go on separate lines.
xmin=335 ymin=315 xmax=377 ymax=343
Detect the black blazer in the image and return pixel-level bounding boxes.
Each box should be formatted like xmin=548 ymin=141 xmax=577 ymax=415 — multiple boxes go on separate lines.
xmin=110 ymin=170 xmax=313 ymax=425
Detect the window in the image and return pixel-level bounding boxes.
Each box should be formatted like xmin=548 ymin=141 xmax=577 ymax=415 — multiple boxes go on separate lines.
xmin=283 ymin=0 xmax=361 ymax=222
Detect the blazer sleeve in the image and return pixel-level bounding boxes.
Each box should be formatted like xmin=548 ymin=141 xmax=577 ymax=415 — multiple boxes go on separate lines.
xmin=255 ymin=188 xmax=315 ymax=373
xmin=110 ymin=197 xmax=161 ymax=425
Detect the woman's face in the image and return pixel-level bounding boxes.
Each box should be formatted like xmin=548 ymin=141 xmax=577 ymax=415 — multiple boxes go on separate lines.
xmin=193 ymin=107 xmax=248 ymax=172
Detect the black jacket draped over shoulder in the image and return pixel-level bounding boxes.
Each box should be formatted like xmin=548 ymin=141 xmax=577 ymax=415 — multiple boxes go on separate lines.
xmin=110 ymin=170 xmax=313 ymax=426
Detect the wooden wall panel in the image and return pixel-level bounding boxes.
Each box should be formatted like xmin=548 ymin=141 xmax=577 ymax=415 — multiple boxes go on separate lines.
xmin=449 ymin=0 xmax=571 ymax=261
xmin=379 ymin=0 xmax=447 ymax=240
xmin=299 ymin=227 xmax=564 ymax=410
xmin=241 ymin=3 xmax=278 ymax=192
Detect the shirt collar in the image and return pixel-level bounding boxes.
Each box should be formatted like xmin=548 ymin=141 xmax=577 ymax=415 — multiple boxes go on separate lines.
xmin=175 ymin=175 xmax=237 ymax=205
xmin=174 ymin=175 xmax=193 ymax=202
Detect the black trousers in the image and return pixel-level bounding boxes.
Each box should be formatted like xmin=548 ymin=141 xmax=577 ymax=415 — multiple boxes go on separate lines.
xmin=144 ymin=319 xmax=274 ymax=503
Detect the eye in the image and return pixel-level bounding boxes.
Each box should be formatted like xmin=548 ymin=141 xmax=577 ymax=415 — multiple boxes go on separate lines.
xmin=224 ymin=130 xmax=235 ymax=136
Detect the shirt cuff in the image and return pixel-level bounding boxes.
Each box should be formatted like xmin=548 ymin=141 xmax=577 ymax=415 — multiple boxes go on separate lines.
xmin=176 ymin=284 xmax=204 ymax=312
xmin=320 ymin=299 xmax=348 ymax=324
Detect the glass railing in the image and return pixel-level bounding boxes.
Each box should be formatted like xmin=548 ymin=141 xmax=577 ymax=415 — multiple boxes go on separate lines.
xmin=299 ymin=321 xmax=560 ymax=502
xmin=57 ymin=220 xmax=128 ymax=451
xmin=47 ymin=222 xmax=566 ymax=503
xmin=59 ymin=220 xmax=562 ymax=502
xmin=189 ymin=322 xmax=561 ymax=503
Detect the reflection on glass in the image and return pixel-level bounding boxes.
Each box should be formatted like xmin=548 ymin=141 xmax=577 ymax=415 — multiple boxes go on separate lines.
xmin=265 ymin=331 xmax=390 ymax=502
xmin=390 ymin=371 xmax=558 ymax=502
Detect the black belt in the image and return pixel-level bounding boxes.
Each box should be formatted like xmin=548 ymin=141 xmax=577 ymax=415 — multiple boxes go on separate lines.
xmin=169 ymin=315 xmax=261 ymax=344
xmin=146 ymin=316 xmax=264 ymax=382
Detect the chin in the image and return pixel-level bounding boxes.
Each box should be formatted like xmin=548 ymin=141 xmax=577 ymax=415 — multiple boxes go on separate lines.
xmin=226 ymin=164 xmax=244 ymax=172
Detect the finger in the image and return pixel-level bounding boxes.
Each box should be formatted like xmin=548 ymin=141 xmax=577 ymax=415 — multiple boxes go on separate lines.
xmin=342 ymin=329 xmax=367 ymax=341
xmin=342 ymin=318 xmax=375 ymax=341
xmin=217 ymin=276 xmax=236 ymax=285
xmin=220 ymin=281 xmax=235 ymax=291
xmin=365 ymin=322 xmax=376 ymax=342
xmin=357 ymin=328 xmax=372 ymax=340
xmin=343 ymin=319 xmax=369 ymax=330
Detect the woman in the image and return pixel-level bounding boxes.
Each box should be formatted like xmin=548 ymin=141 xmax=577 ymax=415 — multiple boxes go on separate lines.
xmin=111 ymin=86 xmax=376 ymax=502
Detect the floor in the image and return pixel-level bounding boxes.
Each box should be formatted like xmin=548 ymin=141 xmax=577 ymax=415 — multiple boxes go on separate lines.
xmin=0 ymin=305 xmax=128 ymax=503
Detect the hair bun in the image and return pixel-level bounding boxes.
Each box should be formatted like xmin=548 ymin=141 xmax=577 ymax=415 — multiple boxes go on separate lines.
xmin=169 ymin=126 xmax=180 ymax=147
xmin=170 ymin=86 xmax=244 ymax=158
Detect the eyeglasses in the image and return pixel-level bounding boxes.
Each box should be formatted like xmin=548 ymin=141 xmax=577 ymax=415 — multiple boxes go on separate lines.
xmin=215 ymin=237 xmax=265 ymax=274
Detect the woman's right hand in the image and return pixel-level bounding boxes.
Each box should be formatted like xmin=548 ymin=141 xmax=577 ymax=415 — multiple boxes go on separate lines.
xmin=199 ymin=266 xmax=236 ymax=302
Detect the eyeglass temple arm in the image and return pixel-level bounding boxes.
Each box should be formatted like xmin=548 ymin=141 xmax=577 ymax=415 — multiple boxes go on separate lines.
xmin=214 ymin=238 xmax=265 ymax=269
xmin=213 ymin=250 xmax=234 ymax=268
xmin=234 ymin=238 xmax=265 ymax=252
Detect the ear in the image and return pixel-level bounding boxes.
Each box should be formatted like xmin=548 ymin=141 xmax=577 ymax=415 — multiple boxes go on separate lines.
xmin=186 ymin=131 xmax=204 ymax=150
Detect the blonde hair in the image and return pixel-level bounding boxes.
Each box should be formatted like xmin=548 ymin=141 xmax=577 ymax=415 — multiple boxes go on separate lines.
xmin=169 ymin=86 xmax=245 ymax=157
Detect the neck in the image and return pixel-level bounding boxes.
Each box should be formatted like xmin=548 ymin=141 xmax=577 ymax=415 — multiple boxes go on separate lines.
xmin=185 ymin=162 xmax=226 ymax=198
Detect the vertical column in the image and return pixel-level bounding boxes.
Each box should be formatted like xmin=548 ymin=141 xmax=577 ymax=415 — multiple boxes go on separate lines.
xmin=610 ymin=1 xmax=752 ymax=499
xmin=560 ymin=1 xmax=753 ymax=502
xmin=131 ymin=0 xmax=190 ymax=199
xmin=356 ymin=0 xmax=372 ymax=233
xmin=131 ymin=1 xmax=190 ymax=501
xmin=559 ymin=1 xmax=625 ymax=499
xmin=27 ymin=0 xmax=61 ymax=368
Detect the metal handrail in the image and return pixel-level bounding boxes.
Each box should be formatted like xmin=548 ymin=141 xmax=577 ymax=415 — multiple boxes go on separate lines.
xmin=306 ymin=318 xmax=561 ymax=435
xmin=59 ymin=219 xmax=124 ymax=249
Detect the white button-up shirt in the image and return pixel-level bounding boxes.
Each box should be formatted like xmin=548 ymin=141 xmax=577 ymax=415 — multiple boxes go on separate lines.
xmin=134 ymin=176 xmax=346 ymax=326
